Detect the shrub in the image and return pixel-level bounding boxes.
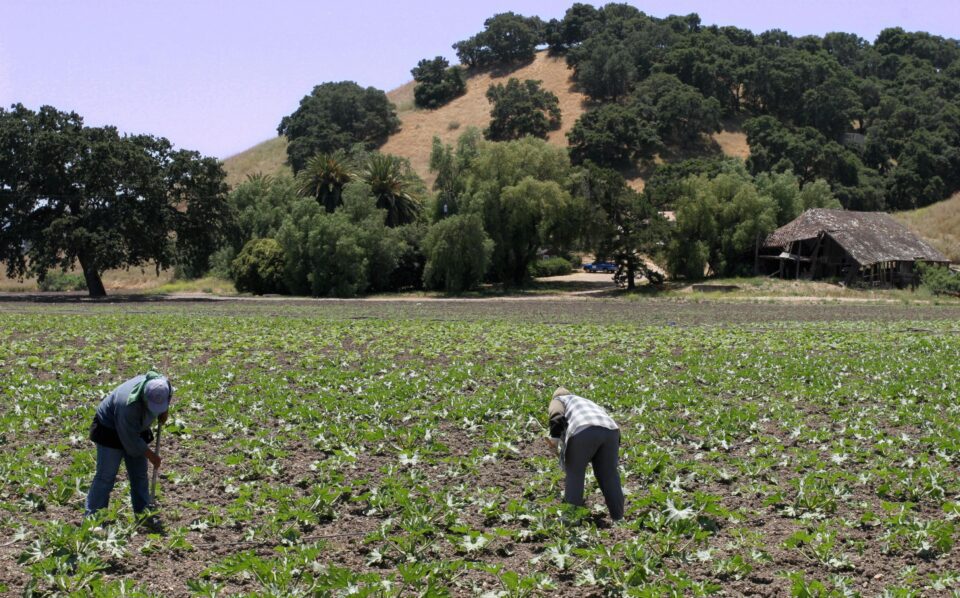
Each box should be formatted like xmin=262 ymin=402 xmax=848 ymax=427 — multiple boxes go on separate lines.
xmin=529 ymin=257 xmax=573 ymax=277
xmin=276 ymin=187 xmax=406 ymax=297
xmin=422 ymin=214 xmax=493 ymax=293
xmin=231 ymin=238 xmax=286 ymax=295
xmin=38 ymin=271 xmax=87 ymax=292
xmin=918 ymin=262 xmax=960 ymax=296
xmin=389 ymin=223 xmax=427 ymax=292
xmin=208 ymin=246 xmax=237 ymax=280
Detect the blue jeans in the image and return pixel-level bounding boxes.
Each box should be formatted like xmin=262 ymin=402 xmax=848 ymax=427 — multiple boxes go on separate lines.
xmin=85 ymin=443 xmax=151 ymax=515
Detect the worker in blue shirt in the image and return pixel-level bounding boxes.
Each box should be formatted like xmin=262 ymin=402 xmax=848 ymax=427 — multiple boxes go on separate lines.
xmin=85 ymin=372 xmax=172 ymax=519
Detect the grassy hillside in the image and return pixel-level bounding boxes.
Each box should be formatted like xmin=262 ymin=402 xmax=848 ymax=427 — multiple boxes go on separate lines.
xmin=222 ymin=136 xmax=290 ymax=189
xmin=895 ymin=192 xmax=960 ymax=262
xmin=380 ymin=52 xmax=589 ymax=187
xmin=222 ymin=51 xmax=748 ymax=190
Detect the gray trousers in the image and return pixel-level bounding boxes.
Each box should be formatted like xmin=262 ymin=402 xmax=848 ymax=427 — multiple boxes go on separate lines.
xmin=564 ymin=426 xmax=624 ymax=520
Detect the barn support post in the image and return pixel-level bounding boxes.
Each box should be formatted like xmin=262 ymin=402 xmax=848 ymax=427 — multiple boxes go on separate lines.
xmin=808 ymin=233 xmax=824 ymax=280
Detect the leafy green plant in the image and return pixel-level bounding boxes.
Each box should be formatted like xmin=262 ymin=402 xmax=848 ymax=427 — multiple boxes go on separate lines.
xmin=37 ymin=271 xmax=88 ymax=292
xmin=231 ymin=238 xmax=286 ymax=295
xmin=529 ymin=257 xmax=573 ymax=278
xmin=918 ymin=262 xmax=960 ymax=296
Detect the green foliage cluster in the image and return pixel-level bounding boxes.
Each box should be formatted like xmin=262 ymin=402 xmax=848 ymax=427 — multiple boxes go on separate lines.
xmin=484 ymin=78 xmax=561 ymax=141
xmin=428 ymin=129 xmax=481 ymax=220
xmin=221 ymin=156 xmax=426 ymax=297
xmin=643 ymin=157 xmax=734 ymax=207
xmin=667 ymin=165 xmax=839 ymax=279
xmin=231 ymin=238 xmax=286 ymax=295
xmin=422 ymin=214 xmax=493 ymax=292
xmin=295 ymin=151 xmax=353 ymax=213
xmin=411 ymin=57 xmax=467 ymax=109
xmin=458 ymin=136 xmax=582 ymax=286
xmin=36 ymin=271 xmax=87 ymax=292
xmin=277 ymin=82 xmax=400 ymax=173
xmin=534 ymin=3 xmax=960 ymax=210
xmin=453 ymin=12 xmax=544 ymax=69
xmin=918 ymin=263 xmax=960 ymax=296
xmin=277 ymin=186 xmax=409 ymax=297
xmin=637 ymin=74 xmax=722 ymax=147
xmin=567 ymin=74 xmax=721 ymax=167
xmin=226 ymin=173 xmax=301 ymax=248
xmin=567 ymin=103 xmax=660 ymax=166
xmin=0 ymin=104 xmax=229 ymax=296
xmin=574 ymin=162 xmax=667 ymax=288
xmin=529 ymin=256 xmax=574 ymax=277
xmin=744 ymin=117 xmax=883 ymax=211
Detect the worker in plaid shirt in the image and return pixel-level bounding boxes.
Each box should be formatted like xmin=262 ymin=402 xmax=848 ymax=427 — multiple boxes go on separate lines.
xmin=545 ymin=387 xmax=624 ymax=521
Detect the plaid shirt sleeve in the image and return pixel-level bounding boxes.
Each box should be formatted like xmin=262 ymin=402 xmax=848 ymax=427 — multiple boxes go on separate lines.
xmin=558 ymin=395 xmax=618 ymax=440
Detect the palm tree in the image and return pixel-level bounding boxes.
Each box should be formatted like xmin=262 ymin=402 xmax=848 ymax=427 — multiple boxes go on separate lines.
xmin=361 ymin=154 xmax=423 ymax=227
xmin=296 ymin=151 xmax=353 ymax=213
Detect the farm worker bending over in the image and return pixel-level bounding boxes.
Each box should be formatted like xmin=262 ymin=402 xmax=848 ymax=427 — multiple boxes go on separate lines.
xmin=85 ymin=371 xmax=171 ymax=519
xmin=546 ymin=387 xmax=624 ymax=521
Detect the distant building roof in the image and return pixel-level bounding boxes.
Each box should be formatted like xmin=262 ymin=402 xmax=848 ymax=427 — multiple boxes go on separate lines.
xmin=765 ymin=209 xmax=949 ymax=266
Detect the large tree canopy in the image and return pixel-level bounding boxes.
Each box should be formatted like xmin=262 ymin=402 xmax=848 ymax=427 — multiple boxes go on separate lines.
xmin=524 ymin=3 xmax=960 ymax=210
xmin=567 ymin=103 xmax=660 ymax=167
xmin=574 ymin=162 xmax=667 ymax=289
xmin=461 ymin=137 xmax=581 ymax=286
xmin=278 ymin=82 xmax=400 ymax=173
xmin=411 ymin=57 xmax=467 ymax=109
xmin=484 ymin=79 xmax=561 ymax=141
xmin=453 ymin=12 xmax=544 ymax=69
xmin=0 ymin=104 xmax=229 ymax=296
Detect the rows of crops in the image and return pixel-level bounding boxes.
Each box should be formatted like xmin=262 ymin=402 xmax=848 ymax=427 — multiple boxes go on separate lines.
xmin=1 ymin=301 xmax=959 ymax=596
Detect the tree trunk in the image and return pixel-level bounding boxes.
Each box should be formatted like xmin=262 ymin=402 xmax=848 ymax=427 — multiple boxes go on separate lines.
xmin=754 ymin=232 xmax=761 ymax=275
xmin=626 ymin=264 xmax=636 ymax=290
xmin=77 ymin=254 xmax=107 ymax=297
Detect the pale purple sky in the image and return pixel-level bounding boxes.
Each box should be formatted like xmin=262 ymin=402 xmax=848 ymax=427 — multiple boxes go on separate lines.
xmin=2 ymin=1 xmax=957 ymax=159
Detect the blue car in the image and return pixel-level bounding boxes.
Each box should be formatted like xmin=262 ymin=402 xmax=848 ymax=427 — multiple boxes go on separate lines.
xmin=583 ymin=261 xmax=617 ymax=273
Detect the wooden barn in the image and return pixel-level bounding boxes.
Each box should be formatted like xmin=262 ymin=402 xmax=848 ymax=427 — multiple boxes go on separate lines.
xmin=761 ymin=209 xmax=950 ymax=287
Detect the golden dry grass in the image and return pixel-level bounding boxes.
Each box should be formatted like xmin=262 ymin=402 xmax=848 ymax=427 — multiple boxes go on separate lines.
xmin=222 ymin=136 xmax=291 ymax=189
xmin=0 ymin=265 xmax=175 ymax=293
xmin=894 ymin=192 xmax=960 ymax=263
xmin=381 ymin=52 xmax=589 ymax=188
xmin=711 ymin=130 xmax=749 ymax=160
xmin=387 ymin=80 xmax=417 ymax=113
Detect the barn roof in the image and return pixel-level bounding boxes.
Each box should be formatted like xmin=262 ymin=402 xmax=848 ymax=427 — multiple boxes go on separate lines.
xmin=765 ymin=209 xmax=949 ymax=266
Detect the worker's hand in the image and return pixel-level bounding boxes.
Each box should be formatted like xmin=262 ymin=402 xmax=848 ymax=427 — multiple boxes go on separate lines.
xmin=157 ymin=411 xmax=169 ymax=426
xmin=544 ymin=437 xmax=559 ymax=451
xmin=145 ymin=448 xmax=162 ymax=469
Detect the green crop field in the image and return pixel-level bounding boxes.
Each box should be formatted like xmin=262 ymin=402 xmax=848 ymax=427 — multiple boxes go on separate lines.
xmin=1 ymin=299 xmax=959 ymax=596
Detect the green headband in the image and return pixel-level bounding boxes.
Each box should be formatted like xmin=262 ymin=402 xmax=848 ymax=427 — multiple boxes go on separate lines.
xmin=127 ymin=370 xmax=165 ymax=406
